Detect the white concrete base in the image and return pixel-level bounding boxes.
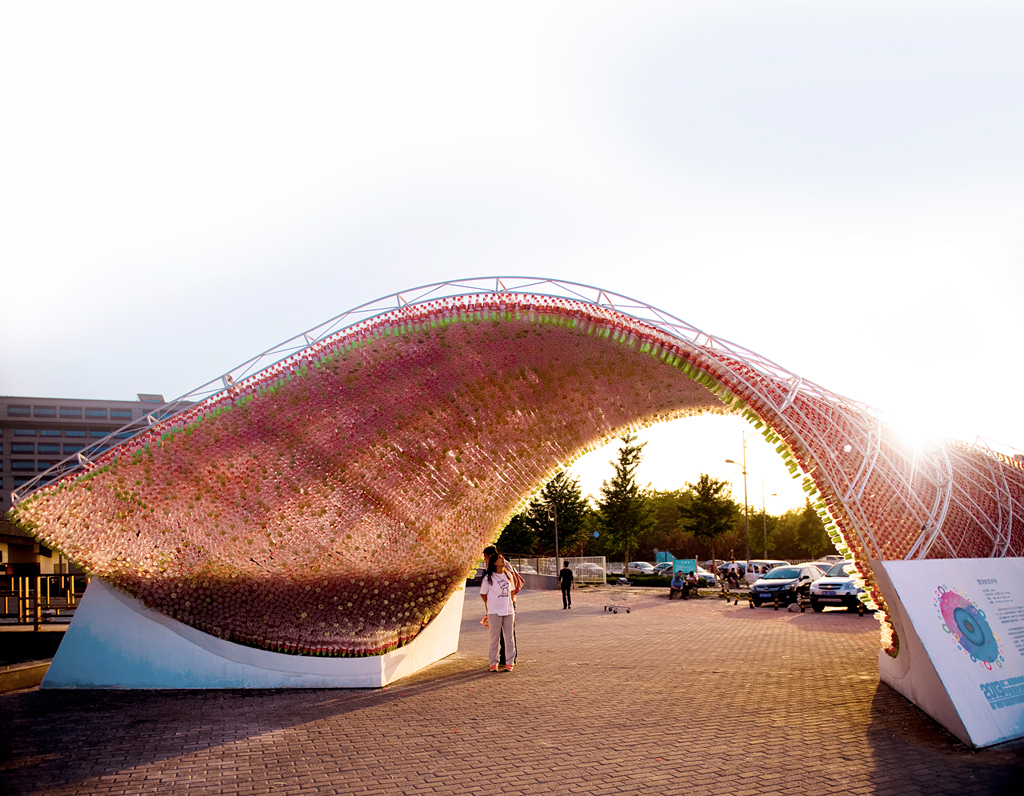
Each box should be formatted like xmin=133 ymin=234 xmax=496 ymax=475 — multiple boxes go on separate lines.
xmin=42 ymin=579 xmax=465 ymax=689
xmin=875 ymin=558 xmax=1024 ymax=748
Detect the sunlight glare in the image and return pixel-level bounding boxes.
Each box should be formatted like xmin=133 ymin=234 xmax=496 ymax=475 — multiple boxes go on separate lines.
xmin=565 ymin=413 xmax=810 ymax=513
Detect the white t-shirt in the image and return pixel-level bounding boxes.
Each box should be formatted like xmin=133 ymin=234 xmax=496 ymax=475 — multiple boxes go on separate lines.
xmin=480 ymin=571 xmax=515 ymax=616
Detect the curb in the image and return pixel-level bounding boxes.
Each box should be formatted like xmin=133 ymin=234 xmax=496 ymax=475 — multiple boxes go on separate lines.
xmin=0 ymin=660 xmax=50 ymax=693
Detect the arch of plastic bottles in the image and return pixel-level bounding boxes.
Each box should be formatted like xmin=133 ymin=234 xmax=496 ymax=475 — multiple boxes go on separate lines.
xmin=12 ymin=278 xmax=1024 ymax=656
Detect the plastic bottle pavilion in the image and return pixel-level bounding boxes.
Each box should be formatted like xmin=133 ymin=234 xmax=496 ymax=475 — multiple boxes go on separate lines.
xmin=12 ymin=278 xmax=1024 ymax=657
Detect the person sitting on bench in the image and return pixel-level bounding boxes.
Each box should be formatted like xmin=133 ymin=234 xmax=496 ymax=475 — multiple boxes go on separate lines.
xmin=669 ymin=571 xmax=687 ymax=599
xmin=686 ymin=571 xmax=698 ymax=595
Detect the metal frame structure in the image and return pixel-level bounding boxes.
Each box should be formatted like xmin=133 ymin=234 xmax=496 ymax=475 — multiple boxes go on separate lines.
xmin=10 ymin=276 xmax=873 ymax=501
xmin=12 ymin=277 xmax=1024 ymax=656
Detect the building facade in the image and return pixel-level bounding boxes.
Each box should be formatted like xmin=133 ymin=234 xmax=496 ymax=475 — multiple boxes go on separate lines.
xmin=1 ymin=393 xmax=167 ymax=575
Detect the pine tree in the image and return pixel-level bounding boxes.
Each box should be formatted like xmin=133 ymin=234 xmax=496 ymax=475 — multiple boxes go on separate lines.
xmin=495 ymin=512 xmax=536 ymax=556
xmin=596 ymin=433 xmax=653 ymax=572
xmin=496 ymin=470 xmax=591 ymax=557
xmin=795 ymin=498 xmax=831 ymax=559
xmin=525 ymin=470 xmax=591 ymax=556
xmin=678 ymin=473 xmax=738 ymax=568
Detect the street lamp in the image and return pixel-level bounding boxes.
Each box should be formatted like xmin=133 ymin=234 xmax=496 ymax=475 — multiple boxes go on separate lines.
xmin=527 ymin=497 xmax=560 ymax=574
xmin=546 ymin=500 xmax=559 ymax=572
xmin=761 ymin=482 xmax=777 ymax=559
xmin=725 ymin=432 xmax=749 ymax=562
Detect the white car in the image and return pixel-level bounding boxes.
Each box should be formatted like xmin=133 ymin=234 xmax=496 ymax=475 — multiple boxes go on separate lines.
xmin=574 ymin=562 xmax=606 ymax=580
xmin=809 ymin=561 xmax=864 ymax=612
xmin=627 ymin=561 xmax=655 ymax=576
xmin=743 ymin=560 xmax=789 ymax=586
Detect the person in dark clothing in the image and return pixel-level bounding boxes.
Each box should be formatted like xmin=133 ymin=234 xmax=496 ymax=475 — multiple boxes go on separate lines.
xmin=557 ymin=560 xmax=574 ymax=609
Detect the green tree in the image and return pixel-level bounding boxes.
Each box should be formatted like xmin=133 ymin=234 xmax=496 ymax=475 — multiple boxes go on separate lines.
xmin=495 ymin=511 xmax=536 ymax=556
xmin=794 ymin=499 xmax=831 ymax=559
xmin=768 ymin=500 xmax=832 ymax=560
xmin=524 ymin=470 xmax=592 ymax=556
xmin=642 ymin=489 xmax=692 ymax=560
xmin=772 ymin=508 xmax=802 ymax=560
xmin=596 ymin=433 xmax=653 ymax=570
xmin=752 ymin=507 xmax=779 ymax=559
xmin=580 ymin=509 xmax=607 ymax=557
xmin=677 ymin=473 xmax=738 ymax=567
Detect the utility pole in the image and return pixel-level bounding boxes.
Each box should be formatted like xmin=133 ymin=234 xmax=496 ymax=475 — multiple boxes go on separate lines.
xmin=725 ymin=431 xmax=749 ymax=562
xmin=761 ymin=482 xmax=776 ymax=559
xmin=548 ymin=500 xmax=559 ymax=572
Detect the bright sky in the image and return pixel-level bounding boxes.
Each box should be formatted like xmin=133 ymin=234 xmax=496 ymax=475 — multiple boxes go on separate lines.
xmin=2 ymin=2 xmax=1022 ymax=512
xmin=566 ymin=414 xmax=809 ymax=513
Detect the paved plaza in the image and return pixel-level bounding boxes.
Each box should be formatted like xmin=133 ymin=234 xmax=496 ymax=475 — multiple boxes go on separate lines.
xmin=2 ymin=586 xmax=1022 ymax=795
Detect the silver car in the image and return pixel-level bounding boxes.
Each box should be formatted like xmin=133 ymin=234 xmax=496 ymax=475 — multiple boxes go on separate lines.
xmin=695 ymin=566 xmax=717 ymax=587
xmin=652 ymin=562 xmax=676 ymax=577
xmin=809 ymin=561 xmax=864 ymax=612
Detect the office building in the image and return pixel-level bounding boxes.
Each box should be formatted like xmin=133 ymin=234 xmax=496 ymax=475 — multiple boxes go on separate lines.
xmin=1 ymin=393 xmax=167 ymax=574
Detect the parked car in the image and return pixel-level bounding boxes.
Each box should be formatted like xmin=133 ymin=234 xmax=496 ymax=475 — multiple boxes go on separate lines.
xmin=627 ymin=561 xmax=656 ymax=576
xmin=809 ymin=561 xmax=864 ymax=611
xmin=748 ymin=564 xmax=823 ymax=606
xmin=722 ymin=561 xmax=746 ymax=579
xmin=695 ymin=566 xmax=717 ymax=587
xmin=652 ymin=562 xmax=676 ymax=577
xmin=717 ymin=561 xmax=746 ymax=587
xmin=743 ymin=560 xmax=789 ymax=585
xmin=574 ymin=562 xmax=606 ymax=579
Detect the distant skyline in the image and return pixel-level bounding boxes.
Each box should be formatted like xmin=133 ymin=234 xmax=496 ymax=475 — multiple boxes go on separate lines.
xmin=3 ymin=2 xmax=1022 ymax=501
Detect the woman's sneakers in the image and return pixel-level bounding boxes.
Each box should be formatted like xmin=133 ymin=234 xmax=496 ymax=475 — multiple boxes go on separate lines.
xmin=504 ymin=664 xmax=514 ymax=672
xmin=489 ymin=664 xmax=499 ymax=672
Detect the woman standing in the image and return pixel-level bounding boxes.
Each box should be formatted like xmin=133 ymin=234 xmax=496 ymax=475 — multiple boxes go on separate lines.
xmin=480 ymin=553 xmax=518 ymax=672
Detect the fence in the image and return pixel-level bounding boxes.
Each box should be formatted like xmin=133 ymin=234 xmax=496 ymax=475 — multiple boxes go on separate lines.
xmin=0 ymin=575 xmax=89 ymax=628
xmin=507 ymin=556 xmax=607 ymax=584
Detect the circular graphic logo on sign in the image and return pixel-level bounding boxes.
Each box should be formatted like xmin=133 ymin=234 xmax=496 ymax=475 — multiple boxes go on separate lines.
xmin=934 ymin=586 xmax=1002 ymax=669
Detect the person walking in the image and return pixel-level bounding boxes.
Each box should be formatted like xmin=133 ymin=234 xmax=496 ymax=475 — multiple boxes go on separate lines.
xmin=480 ymin=553 xmax=518 ymax=671
xmin=482 ymin=545 xmax=522 ymax=667
xmin=557 ymin=560 xmax=574 ymax=609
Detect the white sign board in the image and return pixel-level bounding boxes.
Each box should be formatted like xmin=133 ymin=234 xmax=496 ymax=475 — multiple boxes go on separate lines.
xmin=876 ymin=558 xmax=1024 ymax=747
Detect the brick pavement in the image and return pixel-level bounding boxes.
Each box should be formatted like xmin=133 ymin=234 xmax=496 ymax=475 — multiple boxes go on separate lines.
xmin=2 ymin=586 xmax=1022 ymax=795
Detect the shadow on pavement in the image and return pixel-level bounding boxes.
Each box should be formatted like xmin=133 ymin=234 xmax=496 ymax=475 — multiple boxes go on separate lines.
xmin=0 ymin=653 xmax=488 ymax=794
xmin=867 ymin=681 xmax=1024 ymax=795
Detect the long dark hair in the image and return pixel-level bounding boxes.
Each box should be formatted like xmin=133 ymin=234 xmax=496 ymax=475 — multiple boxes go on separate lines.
xmin=485 ymin=552 xmax=500 ymax=585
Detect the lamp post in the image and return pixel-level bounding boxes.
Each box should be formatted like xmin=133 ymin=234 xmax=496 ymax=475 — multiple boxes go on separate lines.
xmin=547 ymin=500 xmax=559 ymax=573
xmin=761 ymin=483 xmax=777 ymax=559
xmin=725 ymin=432 xmax=749 ymax=562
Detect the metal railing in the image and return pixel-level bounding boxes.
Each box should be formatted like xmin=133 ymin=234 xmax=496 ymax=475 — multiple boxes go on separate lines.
xmin=0 ymin=575 xmax=89 ymax=629
xmin=507 ymin=556 xmax=607 ymax=584
xmin=11 ymin=275 xmax=886 ymax=505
